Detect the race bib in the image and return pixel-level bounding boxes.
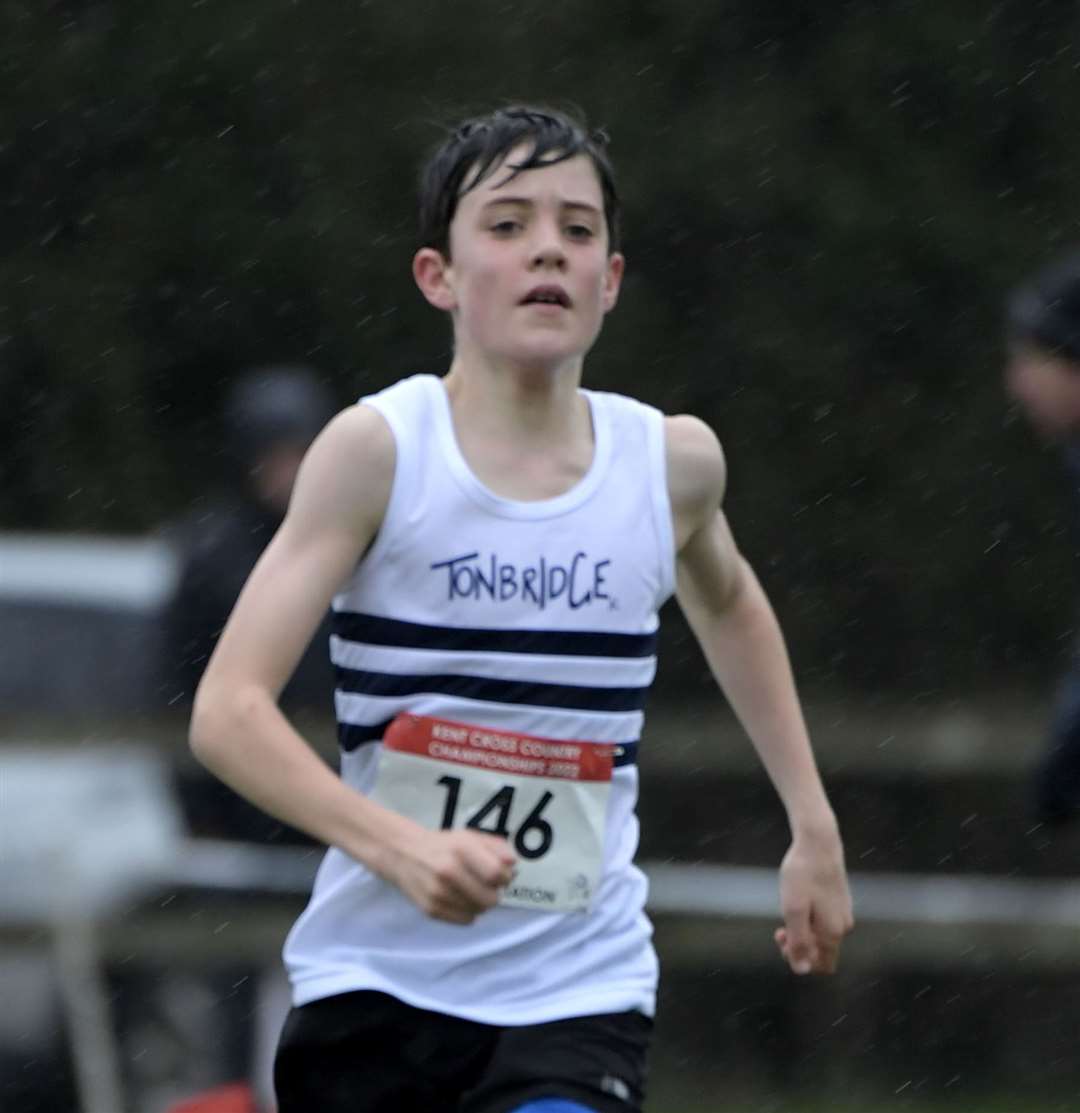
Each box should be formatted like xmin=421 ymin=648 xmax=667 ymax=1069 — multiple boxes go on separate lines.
xmin=370 ymin=715 xmax=613 ymax=913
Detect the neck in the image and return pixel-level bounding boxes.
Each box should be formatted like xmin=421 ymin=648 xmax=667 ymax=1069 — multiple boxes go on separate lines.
xmin=442 ymin=346 xmax=586 ymax=442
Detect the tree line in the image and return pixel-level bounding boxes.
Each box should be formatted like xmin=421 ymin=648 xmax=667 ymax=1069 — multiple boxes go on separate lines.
xmin=4 ymin=0 xmax=1079 ymax=691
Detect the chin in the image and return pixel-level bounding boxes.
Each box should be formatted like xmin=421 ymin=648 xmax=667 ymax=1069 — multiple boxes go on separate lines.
xmin=503 ymin=342 xmax=586 ymax=372
xmin=512 ymin=329 xmax=600 ymax=367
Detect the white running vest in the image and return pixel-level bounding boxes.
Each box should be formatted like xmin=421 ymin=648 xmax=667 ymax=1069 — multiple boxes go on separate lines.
xmin=283 ymin=373 xmax=676 ymax=1025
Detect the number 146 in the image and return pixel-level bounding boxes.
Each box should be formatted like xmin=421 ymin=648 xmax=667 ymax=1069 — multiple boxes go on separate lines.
xmin=436 ymin=775 xmax=554 ymax=860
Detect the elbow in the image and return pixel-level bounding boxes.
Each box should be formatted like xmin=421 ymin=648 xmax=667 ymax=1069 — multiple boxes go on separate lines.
xmin=188 ymin=683 xmax=223 ymax=768
xmin=188 ymin=679 xmax=263 ymax=769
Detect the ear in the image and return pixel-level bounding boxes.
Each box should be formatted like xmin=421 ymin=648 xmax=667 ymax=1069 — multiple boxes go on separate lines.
xmin=413 ymin=247 xmax=457 ymax=311
xmin=601 ymin=252 xmax=625 ymax=314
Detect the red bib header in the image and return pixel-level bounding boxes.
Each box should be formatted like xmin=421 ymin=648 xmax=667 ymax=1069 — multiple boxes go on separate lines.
xmin=383 ymin=715 xmax=615 ymax=782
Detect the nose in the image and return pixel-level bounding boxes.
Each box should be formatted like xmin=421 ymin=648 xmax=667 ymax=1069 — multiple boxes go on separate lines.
xmin=529 ymin=220 xmax=567 ymax=270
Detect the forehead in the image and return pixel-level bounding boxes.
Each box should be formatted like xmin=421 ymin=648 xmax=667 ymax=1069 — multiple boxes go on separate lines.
xmin=457 ymin=146 xmax=605 ymax=213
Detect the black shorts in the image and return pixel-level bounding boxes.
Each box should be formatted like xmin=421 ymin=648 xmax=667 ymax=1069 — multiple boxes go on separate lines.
xmin=273 ymin=989 xmax=652 ymax=1113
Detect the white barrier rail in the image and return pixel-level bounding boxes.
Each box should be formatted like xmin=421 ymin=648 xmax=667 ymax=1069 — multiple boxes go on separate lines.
xmin=4 ymin=745 xmax=1078 ymax=1113
xmin=166 ymin=839 xmax=1080 ymax=929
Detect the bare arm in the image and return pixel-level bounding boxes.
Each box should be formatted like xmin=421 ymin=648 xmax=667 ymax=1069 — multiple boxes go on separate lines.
xmin=189 ymin=403 xmax=515 ymax=923
xmin=667 ymin=414 xmax=854 ymax=973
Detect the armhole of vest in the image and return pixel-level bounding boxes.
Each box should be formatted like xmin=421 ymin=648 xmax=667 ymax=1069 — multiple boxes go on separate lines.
xmin=354 ymin=393 xmax=414 ymax=569
xmin=644 ymin=404 xmax=677 ymax=602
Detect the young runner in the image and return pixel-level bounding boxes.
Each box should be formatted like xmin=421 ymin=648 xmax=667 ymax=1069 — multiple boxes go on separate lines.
xmin=190 ymin=104 xmax=854 ymax=1113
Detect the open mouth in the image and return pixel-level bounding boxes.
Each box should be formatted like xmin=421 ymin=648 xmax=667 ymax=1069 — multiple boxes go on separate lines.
xmin=521 ymin=285 xmax=571 ymax=308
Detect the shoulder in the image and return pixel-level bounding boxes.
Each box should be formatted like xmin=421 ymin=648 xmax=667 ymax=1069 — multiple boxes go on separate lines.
xmin=322 ymin=400 xmax=394 ymax=451
xmin=316 ymin=401 xmax=397 ymax=467
xmin=285 ymin=402 xmax=397 ymax=537
xmin=664 ymin=413 xmax=727 ymax=522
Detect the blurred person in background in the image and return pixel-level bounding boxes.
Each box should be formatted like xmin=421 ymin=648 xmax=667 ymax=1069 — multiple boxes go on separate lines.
xmin=1005 ymin=247 xmax=1080 ymax=827
xmin=165 ymin=363 xmax=338 ymax=839
xmin=132 ymin=366 xmax=337 ymax=1113
xmin=166 ymin=365 xmax=338 ymax=716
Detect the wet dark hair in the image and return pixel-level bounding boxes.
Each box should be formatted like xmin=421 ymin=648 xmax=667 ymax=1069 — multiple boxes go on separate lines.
xmin=417 ymin=104 xmax=621 ymax=256
xmin=1007 ymin=248 xmax=1080 ymax=365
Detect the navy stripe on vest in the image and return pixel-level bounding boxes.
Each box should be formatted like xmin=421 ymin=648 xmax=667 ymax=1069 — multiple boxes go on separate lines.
xmin=338 ymin=719 xmax=396 ymax=750
xmin=338 ymin=719 xmax=639 ymax=766
xmin=336 ymin=667 xmax=647 ymax=713
xmin=332 ymin=610 xmax=657 ymax=659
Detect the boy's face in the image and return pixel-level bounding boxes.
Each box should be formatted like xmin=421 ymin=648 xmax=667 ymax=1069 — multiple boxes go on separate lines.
xmin=1005 ymin=342 xmax=1080 ymax=439
xmin=416 ymin=147 xmax=624 ymax=371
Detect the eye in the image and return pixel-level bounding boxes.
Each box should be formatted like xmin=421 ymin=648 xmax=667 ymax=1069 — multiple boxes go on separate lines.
xmin=490 ymin=219 xmax=522 ymax=235
xmin=566 ymin=224 xmax=596 ymax=241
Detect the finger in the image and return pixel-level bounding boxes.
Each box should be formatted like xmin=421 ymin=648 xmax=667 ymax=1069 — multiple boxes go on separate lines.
xmin=451 ymin=866 xmax=502 ymax=910
xmin=816 ymin=903 xmax=855 ymax=947
xmin=813 ymin=939 xmax=841 ymax=974
xmin=473 ymin=832 xmax=518 ymax=867
xmin=777 ymin=922 xmax=845 ymax=975
xmin=433 ymin=855 xmax=501 ymax=913
xmin=429 ymin=899 xmax=475 ymax=926
xmin=781 ymin=904 xmax=816 ymax=975
xmin=460 ymin=838 xmax=517 ymax=888
xmin=774 ymin=927 xmax=788 ymax=963
xmin=774 ymin=928 xmax=801 ymax=970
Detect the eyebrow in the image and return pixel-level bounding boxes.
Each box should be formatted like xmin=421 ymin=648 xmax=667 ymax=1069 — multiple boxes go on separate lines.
xmin=480 ymin=196 xmax=602 ymax=215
